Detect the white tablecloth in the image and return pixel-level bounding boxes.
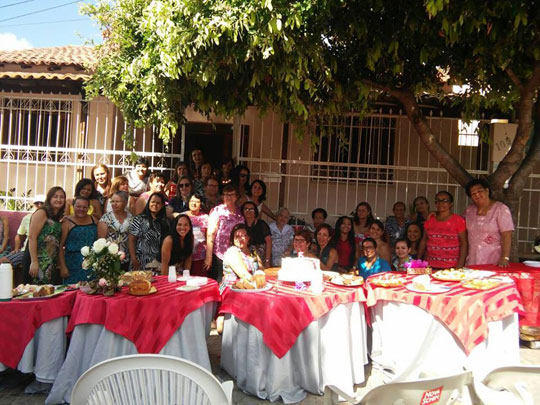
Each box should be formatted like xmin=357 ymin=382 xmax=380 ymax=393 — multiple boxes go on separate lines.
xmin=0 ymin=317 xmax=68 ymax=383
xmin=370 ymin=301 xmax=520 ymax=382
xmin=221 ymin=301 xmax=368 ymax=404
xmin=45 ymin=302 xmax=217 ymax=404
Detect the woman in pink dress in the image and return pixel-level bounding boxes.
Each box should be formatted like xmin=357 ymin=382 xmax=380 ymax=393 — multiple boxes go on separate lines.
xmin=419 ymin=191 xmax=467 ymax=269
xmin=463 ymin=179 xmax=514 ymax=266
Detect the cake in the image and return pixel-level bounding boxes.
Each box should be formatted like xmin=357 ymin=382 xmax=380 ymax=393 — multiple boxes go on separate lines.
xmin=412 ymin=275 xmax=431 ymax=290
xmin=129 ymin=279 xmax=152 ymax=295
xmin=253 ymin=270 xmax=266 ymax=289
xmin=233 ymin=278 xmax=256 ymax=289
xmin=279 ymin=257 xmax=321 ymax=282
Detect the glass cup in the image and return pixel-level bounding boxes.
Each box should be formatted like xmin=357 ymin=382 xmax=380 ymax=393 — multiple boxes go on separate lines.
xmin=182 ymin=269 xmax=190 ymax=279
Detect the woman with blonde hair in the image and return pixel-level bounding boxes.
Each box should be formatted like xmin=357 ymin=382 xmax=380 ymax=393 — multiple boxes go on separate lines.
xmin=91 ymin=164 xmax=112 ymax=207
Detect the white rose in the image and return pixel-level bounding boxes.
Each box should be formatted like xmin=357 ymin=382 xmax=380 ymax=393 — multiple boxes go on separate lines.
xmin=81 ymin=246 xmax=90 ymax=256
xmin=108 ymin=243 xmax=119 ymax=254
xmin=93 ymin=238 xmax=108 ymax=254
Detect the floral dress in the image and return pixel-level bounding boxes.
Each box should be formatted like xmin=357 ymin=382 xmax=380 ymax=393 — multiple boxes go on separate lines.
xmin=34 ymin=218 xmax=62 ymax=284
xmin=100 ymin=211 xmax=132 ymax=267
xmin=220 ymin=246 xmax=260 ymax=293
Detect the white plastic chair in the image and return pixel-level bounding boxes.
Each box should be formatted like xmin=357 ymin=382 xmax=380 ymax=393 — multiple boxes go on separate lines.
xmin=472 ymin=365 xmax=540 ymax=405
xmin=70 ymin=354 xmax=233 ymax=405
xmin=323 ymin=371 xmax=472 ymax=405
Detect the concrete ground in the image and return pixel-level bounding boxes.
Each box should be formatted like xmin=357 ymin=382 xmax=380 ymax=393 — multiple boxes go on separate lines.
xmin=1 ymin=332 xmax=539 ymax=405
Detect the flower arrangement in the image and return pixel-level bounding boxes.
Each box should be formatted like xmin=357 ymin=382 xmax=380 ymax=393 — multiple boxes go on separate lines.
xmin=80 ymin=238 xmax=126 ymax=296
xmin=404 ymin=259 xmax=432 ymax=275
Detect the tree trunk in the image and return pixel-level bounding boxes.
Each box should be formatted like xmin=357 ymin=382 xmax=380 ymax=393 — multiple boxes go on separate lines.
xmin=391 ymin=88 xmax=473 ymax=187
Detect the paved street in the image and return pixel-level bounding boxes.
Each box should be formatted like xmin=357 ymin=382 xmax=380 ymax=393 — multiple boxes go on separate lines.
xmin=1 ymin=329 xmax=539 ymax=404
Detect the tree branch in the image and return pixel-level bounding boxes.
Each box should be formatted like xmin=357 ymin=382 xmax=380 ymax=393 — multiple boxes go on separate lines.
xmin=505 ymin=68 xmax=523 ymax=92
xmin=390 ymin=87 xmax=473 ymax=188
xmin=490 ymin=61 xmax=540 ymax=191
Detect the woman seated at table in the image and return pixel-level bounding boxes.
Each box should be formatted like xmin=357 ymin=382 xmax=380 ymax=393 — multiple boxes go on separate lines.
xmin=242 ymin=201 xmax=272 ymax=267
xmin=289 ymin=229 xmax=317 ymax=258
xmin=392 ymin=238 xmax=413 ymax=271
xmin=419 ymin=190 xmax=467 ymax=269
xmin=357 ymin=237 xmax=391 ymax=279
xmin=23 ymin=186 xmax=66 ymax=284
xmin=406 ymin=222 xmax=423 ymax=259
xmin=464 ymin=178 xmax=514 ymax=267
xmin=368 ymin=220 xmax=392 ymax=264
xmin=98 ymin=191 xmax=132 ymax=270
xmin=64 ymin=178 xmax=102 ymax=221
xmin=160 ymin=214 xmax=193 ymax=275
xmin=220 ymin=223 xmax=264 ymax=291
xmin=128 ymin=192 xmax=170 ymax=270
xmin=58 ymin=197 xmax=98 ymax=284
xmin=332 ymin=216 xmax=359 ymax=272
xmin=315 ymin=224 xmax=338 ymax=271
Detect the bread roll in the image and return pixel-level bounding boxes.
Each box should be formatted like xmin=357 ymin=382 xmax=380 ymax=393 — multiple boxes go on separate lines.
xmin=129 ymin=279 xmax=152 ymax=295
xmin=253 ymin=270 xmax=266 ymax=289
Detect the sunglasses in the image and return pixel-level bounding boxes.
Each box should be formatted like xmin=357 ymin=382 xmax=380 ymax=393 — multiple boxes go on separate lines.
xmin=179 ymin=183 xmax=191 ymax=188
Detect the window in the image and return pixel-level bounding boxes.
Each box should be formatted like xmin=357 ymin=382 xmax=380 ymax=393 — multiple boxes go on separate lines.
xmin=312 ymin=116 xmax=396 ymax=182
xmin=458 ymin=119 xmax=480 ymax=147
xmin=1 ymin=97 xmax=72 ymax=161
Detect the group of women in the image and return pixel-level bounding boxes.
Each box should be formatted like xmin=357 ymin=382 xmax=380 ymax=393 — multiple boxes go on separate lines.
xmin=20 ymin=150 xmax=514 ymax=289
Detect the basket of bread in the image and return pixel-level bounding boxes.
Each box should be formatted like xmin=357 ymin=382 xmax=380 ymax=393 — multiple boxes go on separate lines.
xmin=231 ymin=271 xmax=270 ymax=292
xmin=119 ymin=271 xmax=153 ymax=286
xmin=128 ymin=279 xmax=157 ymax=296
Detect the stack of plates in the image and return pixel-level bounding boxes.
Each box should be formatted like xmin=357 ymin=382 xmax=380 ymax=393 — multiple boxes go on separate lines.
xmin=523 ymin=261 xmax=540 ymax=268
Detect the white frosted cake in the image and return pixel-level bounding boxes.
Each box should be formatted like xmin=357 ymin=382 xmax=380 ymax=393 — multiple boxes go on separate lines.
xmin=279 ymin=257 xmax=321 ymax=282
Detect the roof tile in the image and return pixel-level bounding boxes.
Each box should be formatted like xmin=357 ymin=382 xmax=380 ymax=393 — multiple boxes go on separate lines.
xmin=0 ymin=45 xmax=96 ymax=68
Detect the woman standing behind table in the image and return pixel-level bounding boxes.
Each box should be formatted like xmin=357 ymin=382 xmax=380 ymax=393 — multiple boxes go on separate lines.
xmin=242 ymin=201 xmax=272 ymax=268
xmin=194 ymin=162 xmax=213 ymax=195
xmin=353 ymin=202 xmax=374 ymax=246
xmin=410 ymin=196 xmax=431 ymax=230
xmin=405 ymin=222 xmax=423 ymax=259
xmin=315 ymin=224 xmax=338 ymax=271
xmin=384 ymin=201 xmax=410 ymax=248
xmin=419 ymin=191 xmax=467 ymax=269
xmin=204 ymin=184 xmax=244 ymax=281
xmin=170 ymin=176 xmax=193 ymax=214
xmin=368 ymin=220 xmax=392 ymax=264
xmin=238 ymin=179 xmax=276 ymax=221
xmin=190 ymin=148 xmax=205 ymax=181
xmin=332 ymin=216 xmax=359 ymax=272
xmin=464 ymin=178 xmax=514 ymax=267
xmin=65 ymin=178 xmax=103 ymax=221
xmin=103 ymin=176 xmax=130 ymax=213
xmin=128 ymin=193 xmax=170 ymax=270
xmin=165 ymin=161 xmax=190 ymax=199
xmin=160 ymin=214 xmax=194 ymax=275
xmin=58 ymin=197 xmax=97 ymax=284
xmin=218 ymin=157 xmax=234 ymax=192
xmin=232 ymin=165 xmax=250 ymax=200
xmin=23 ymin=186 xmax=66 ymax=284
xmin=125 ymin=157 xmax=149 ymax=200
xmin=0 ymin=214 xmax=10 ymax=258
xmin=270 ymin=207 xmax=294 ymax=266
xmin=186 ymin=193 xmax=209 ymax=276
xmin=91 ymin=164 xmax=112 ymax=210
xmin=357 ymin=237 xmax=392 ymax=279
xmin=98 ymin=191 xmax=132 ymax=270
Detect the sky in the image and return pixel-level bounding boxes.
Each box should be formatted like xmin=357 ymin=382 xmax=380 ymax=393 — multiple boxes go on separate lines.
xmin=0 ymin=0 xmax=102 ymax=50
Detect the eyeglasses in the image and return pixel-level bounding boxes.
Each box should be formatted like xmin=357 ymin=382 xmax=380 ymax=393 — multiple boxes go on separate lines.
xmin=244 ymin=207 xmax=255 ymax=212
xmin=363 ymin=245 xmax=375 ymax=251
xmin=179 ymin=183 xmax=191 ymax=188
xmin=293 ymin=238 xmax=306 ymax=243
xmin=435 ymin=199 xmax=451 ymax=203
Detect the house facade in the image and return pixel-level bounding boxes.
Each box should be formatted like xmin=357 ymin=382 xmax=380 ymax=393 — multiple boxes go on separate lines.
xmin=1 ymin=46 xmax=538 ymax=252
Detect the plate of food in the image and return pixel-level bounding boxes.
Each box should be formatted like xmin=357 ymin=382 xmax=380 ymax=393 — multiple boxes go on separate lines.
xmin=322 ymin=270 xmax=340 ymax=281
xmin=369 ymin=274 xmax=406 ymax=288
xmin=119 ymin=270 xmax=153 ymax=286
xmin=330 ymin=274 xmax=364 ymax=287
xmin=128 ymin=280 xmax=157 ymax=296
xmin=463 ymin=269 xmax=496 ymax=279
xmin=462 ymin=278 xmax=501 ymax=290
xmin=406 ymin=283 xmax=451 ymax=294
xmin=432 ymin=269 xmax=466 ymax=282
xmin=230 ymin=284 xmax=273 ymax=293
xmin=231 ymin=271 xmax=271 ymax=293
xmin=13 ymin=285 xmax=66 ymax=300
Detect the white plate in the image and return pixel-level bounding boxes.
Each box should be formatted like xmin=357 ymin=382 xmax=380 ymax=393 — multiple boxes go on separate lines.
xmin=463 ymin=269 xmax=496 ymax=279
xmin=230 ymin=284 xmax=273 ymax=293
xmin=405 ymin=283 xmax=451 ymax=294
xmin=176 ymin=285 xmax=200 ymax=292
xmin=523 ymin=261 xmax=540 ymax=268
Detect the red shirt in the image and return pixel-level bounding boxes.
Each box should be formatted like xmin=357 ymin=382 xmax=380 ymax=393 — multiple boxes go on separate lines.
xmin=336 ymin=238 xmax=354 ymax=268
xmin=424 ymin=213 xmax=466 ymax=268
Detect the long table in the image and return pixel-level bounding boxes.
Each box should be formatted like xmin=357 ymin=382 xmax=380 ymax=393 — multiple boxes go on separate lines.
xmin=219 ymin=280 xmax=368 ymax=403
xmin=46 ymin=276 xmax=221 ymax=404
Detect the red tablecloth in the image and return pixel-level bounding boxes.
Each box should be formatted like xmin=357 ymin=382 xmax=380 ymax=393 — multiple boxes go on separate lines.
xmin=219 ymin=280 xmax=367 ymax=358
xmin=469 ymin=263 xmax=540 ymax=327
xmin=365 ymin=273 xmax=524 ymax=355
xmin=66 ymin=276 xmax=221 ymax=354
xmin=0 ymin=290 xmax=77 ymax=368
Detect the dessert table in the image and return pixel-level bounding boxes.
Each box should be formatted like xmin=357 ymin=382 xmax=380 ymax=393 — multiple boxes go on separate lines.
xmin=366 ymin=272 xmax=524 ymax=383
xmin=0 ymin=290 xmax=76 ymax=384
xmin=45 ymin=276 xmax=221 ymax=405
xmin=219 ymin=280 xmax=368 ymax=404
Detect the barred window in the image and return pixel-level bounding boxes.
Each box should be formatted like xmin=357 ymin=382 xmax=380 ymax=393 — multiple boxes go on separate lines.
xmin=312 ymin=116 xmax=396 ymax=182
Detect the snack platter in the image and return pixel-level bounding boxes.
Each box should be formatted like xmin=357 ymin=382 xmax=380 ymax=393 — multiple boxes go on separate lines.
xmin=461 ymin=278 xmax=501 ymax=290
xmin=330 ymin=274 xmax=364 ymax=287
xmin=370 ymin=274 xmax=406 ymax=288
xmin=405 ymin=283 xmax=451 ymax=294
xmin=128 ymin=286 xmax=158 ymax=296
xmin=432 ymin=269 xmax=466 ymax=282
xmin=12 ymin=284 xmax=66 ymax=300
xmin=230 ymin=284 xmax=273 ymax=293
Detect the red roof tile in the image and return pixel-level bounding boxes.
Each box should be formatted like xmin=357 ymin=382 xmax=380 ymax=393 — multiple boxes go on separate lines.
xmin=0 ymin=45 xmax=96 ymax=68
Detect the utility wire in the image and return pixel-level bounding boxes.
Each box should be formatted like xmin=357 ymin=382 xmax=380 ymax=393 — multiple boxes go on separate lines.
xmin=0 ymin=18 xmax=87 ymax=28
xmin=0 ymin=1 xmax=79 ymax=23
xmin=0 ymin=0 xmax=36 ymax=9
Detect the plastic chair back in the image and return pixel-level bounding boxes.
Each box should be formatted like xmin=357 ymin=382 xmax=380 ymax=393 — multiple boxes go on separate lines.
xmin=70 ymin=354 xmax=233 ymax=405
xmin=479 ymin=365 xmax=540 ymax=405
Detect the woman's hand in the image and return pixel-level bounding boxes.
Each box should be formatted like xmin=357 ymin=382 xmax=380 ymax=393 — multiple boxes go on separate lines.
xmin=497 ymin=257 xmax=510 ymax=267
xmin=60 ymin=266 xmax=70 ymax=278
xmin=131 ymin=258 xmax=141 ymax=270
xmin=203 ymin=253 xmax=212 ymax=270
xmin=29 ymin=261 xmax=39 ymax=278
